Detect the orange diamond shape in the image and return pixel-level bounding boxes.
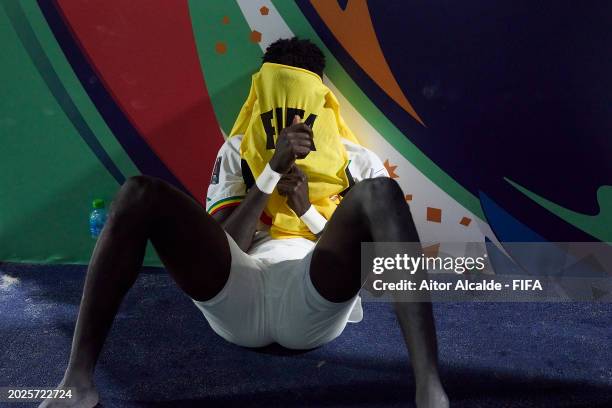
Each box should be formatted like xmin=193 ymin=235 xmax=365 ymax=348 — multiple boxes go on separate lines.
xmin=215 ymin=41 xmax=227 ymax=54
xmin=426 ymin=207 xmax=442 ymax=223
xmin=260 ymin=6 xmax=269 ymax=15
xmin=221 ymin=16 xmax=230 ymax=24
xmin=459 ymin=216 xmax=472 ymax=226
xmin=423 ymin=243 xmax=440 ymax=258
xmin=250 ymin=30 xmax=262 ymax=43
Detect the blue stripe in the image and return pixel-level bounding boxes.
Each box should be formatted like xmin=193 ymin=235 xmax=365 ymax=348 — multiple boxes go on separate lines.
xmin=2 ymin=0 xmax=125 ymax=185
xmin=37 ymin=0 xmax=188 ymax=193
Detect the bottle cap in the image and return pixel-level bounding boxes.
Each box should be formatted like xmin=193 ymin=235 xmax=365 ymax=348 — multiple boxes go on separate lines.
xmin=92 ymin=198 xmax=105 ymax=209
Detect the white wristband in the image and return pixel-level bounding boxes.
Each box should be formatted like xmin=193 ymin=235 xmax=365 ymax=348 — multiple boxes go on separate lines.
xmin=256 ymin=163 xmax=282 ymax=194
xmin=300 ymin=205 xmax=327 ymax=235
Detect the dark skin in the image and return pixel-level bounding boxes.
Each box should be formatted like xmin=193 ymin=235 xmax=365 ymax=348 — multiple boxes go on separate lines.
xmin=41 ymin=115 xmax=448 ymax=408
xmin=277 ymin=164 xmax=310 ymax=216
xmin=217 ymin=115 xmax=447 ymax=406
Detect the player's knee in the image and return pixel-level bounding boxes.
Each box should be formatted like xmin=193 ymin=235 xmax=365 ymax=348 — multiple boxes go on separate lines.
xmin=121 ymin=175 xmax=159 ymax=202
xmin=355 ymin=177 xmax=403 ymax=201
xmin=109 ymin=175 xmax=159 ymax=225
xmin=349 ymin=178 xmax=407 ymax=220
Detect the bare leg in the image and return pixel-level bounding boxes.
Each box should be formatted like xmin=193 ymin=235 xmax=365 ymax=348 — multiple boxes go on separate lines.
xmin=310 ymin=178 xmax=449 ymax=408
xmin=40 ymin=176 xmax=231 ymax=407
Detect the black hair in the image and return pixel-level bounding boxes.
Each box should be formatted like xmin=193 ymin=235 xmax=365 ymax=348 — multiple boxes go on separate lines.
xmin=262 ymin=37 xmax=325 ymax=78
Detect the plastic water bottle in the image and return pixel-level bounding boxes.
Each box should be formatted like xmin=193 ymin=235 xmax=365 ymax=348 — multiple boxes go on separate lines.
xmin=89 ymin=198 xmax=108 ymax=238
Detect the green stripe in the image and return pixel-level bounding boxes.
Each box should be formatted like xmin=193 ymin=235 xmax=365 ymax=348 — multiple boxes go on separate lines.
xmin=271 ymin=1 xmax=484 ymax=220
xmin=207 ymin=195 xmax=245 ymax=212
xmin=0 ymin=1 xmax=160 ymax=265
xmin=188 ymin=0 xmax=263 ymax=134
xmin=0 ymin=2 xmax=119 ymax=264
xmin=20 ymin=1 xmax=160 ymax=266
xmin=506 ymin=179 xmax=612 ymax=242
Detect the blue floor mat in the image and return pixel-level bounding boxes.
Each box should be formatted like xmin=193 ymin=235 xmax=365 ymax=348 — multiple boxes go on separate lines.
xmin=1 ymin=263 xmax=611 ymax=407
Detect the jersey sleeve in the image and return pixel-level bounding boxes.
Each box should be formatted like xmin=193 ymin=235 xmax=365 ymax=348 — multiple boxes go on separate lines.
xmin=205 ymin=137 xmax=247 ymax=215
xmin=364 ymin=150 xmax=389 ymax=179
xmin=344 ymin=140 xmax=390 ymax=182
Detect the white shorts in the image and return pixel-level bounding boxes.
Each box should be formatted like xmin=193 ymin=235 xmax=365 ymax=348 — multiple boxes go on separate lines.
xmin=192 ymin=233 xmax=359 ymax=349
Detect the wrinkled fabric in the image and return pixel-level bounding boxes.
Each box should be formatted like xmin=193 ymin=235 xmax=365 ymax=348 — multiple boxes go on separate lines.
xmin=229 ymin=62 xmax=360 ymax=240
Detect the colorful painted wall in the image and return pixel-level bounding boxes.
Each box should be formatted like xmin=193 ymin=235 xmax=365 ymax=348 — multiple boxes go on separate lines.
xmin=1 ymin=0 xmax=610 ymax=266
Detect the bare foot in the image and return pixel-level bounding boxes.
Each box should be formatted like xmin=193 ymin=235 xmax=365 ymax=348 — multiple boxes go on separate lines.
xmin=38 ymin=380 xmax=99 ymax=408
xmin=415 ymin=375 xmax=449 ymax=408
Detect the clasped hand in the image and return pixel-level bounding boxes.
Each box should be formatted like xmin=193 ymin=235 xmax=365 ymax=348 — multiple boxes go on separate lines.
xmin=269 ymin=115 xmax=313 ymax=216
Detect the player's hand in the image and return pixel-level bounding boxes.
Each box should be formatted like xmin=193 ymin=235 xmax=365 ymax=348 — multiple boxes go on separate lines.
xmin=269 ymin=115 xmax=314 ymax=174
xmin=277 ymin=164 xmax=310 ymax=216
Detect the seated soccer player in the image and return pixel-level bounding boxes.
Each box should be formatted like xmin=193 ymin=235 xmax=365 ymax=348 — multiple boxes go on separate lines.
xmin=41 ymin=37 xmax=448 ymax=408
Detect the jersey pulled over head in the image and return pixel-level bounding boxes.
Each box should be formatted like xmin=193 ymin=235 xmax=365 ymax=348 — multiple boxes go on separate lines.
xmin=229 ymin=62 xmax=360 ymax=240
